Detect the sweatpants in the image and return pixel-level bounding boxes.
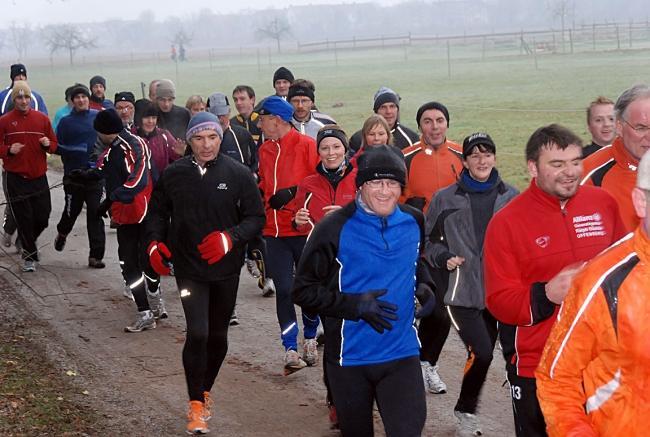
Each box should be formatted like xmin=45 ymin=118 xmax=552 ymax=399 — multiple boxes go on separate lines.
xmin=265 ymin=236 xmax=319 ymax=351
xmin=176 ymin=276 xmax=239 ymax=402
xmin=418 ymin=269 xmax=451 ymax=365
xmin=507 ymin=365 xmax=547 ymax=437
xmin=116 ymin=222 xmax=160 ymax=312
xmin=4 ymin=172 xmax=51 ymax=261
xmin=327 ymin=356 xmax=426 ymax=437
xmin=447 ymin=306 xmax=498 ymax=414
xmin=56 ymin=179 xmax=105 ymax=259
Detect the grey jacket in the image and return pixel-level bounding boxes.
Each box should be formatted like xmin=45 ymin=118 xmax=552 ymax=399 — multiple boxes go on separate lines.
xmin=424 ymin=178 xmax=518 ymax=309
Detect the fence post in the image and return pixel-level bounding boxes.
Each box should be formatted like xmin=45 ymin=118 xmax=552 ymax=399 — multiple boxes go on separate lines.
xmin=552 ymin=32 xmax=556 ymax=53
xmin=481 ymin=36 xmax=486 ymax=61
xmin=616 ymin=25 xmax=621 ymax=50
xmin=334 ymin=42 xmax=338 ymax=67
xmin=446 ymin=40 xmax=451 ymax=79
xmin=403 ymin=45 xmax=408 ymax=62
xmin=256 ymin=48 xmax=261 ymax=73
xmin=569 ymin=29 xmax=573 ymax=54
xmin=267 ymin=46 xmax=272 ymax=66
xmin=629 ymin=20 xmax=633 ymax=48
xmin=408 ymin=32 xmax=412 ymax=46
xmin=382 ymin=35 xmax=385 ymax=50
xmin=532 ymin=37 xmax=538 ymax=70
xmin=592 ymin=23 xmax=596 ymax=51
xmin=520 ymin=30 xmax=524 ymax=55
xmin=353 ymin=36 xmax=356 ymax=48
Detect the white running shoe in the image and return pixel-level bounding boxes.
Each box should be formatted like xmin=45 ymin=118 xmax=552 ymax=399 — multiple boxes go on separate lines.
xmin=124 ymin=310 xmax=156 ymax=333
xmin=421 ymin=361 xmax=447 ymax=394
xmin=454 ymin=410 xmax=482 ymax=436
xmin=302 ymin=338 xmax=318 ymax=366
xmin=284 ymin=349 xmax=307 ymax=375
xmin=261 ymin=278 xmax=276 ymax=297
xmin=245 ymin=258 xmax=261 ymax=278
xmin=22 ymin=260 xmax=37 ymax=272
xmin=148 ymin=291 xmax=168 ymax=320
xmin=123 ymin=285 xmax=134 ymax=301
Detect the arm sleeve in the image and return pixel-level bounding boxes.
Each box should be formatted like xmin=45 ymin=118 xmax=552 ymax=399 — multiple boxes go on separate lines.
xmin=535 ymin=276 xmax=602 ymax=437
xmin=223 ymin=169 xmax=265 ymax=247
xmin=423 ymin=192 xmax=455 ymax=269
xmin=145 ymin=171 xmax=171 ymax=245
xmin=44 ymin=118 xmax=57 ymax=154
xmin=110 ymin=137 xmax=148 ymax=203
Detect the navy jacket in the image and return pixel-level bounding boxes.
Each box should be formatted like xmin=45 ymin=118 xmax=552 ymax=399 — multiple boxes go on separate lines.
xmin=56 ymin=108 xmax=99 ymax=175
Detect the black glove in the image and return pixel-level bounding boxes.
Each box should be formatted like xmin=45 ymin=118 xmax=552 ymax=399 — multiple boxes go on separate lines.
xmin=83 ymin=168 xmax=103 ymax=181
xmin=268 ymin=186 xmax=297 ymax=210
xmin=405 ymin=196 xmax=426 ymax=211
xmin=415 ymin=283 xmax=436 ymax=319
xmin=68 ymin=168 xmax=84 ymax=178
xmin=96 ymin=198 xmax=112 ymax=219
xmin=354 ymin=289 xmax=398 ymax=334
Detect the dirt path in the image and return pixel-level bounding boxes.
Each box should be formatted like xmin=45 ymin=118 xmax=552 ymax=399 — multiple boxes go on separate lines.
xmin=0 ymin=169 xmax=515 ymax=436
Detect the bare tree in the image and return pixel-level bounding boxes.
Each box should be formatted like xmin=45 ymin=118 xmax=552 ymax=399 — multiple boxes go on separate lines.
xmin=9 ymin=22 xmax=32 ymax=60
xmin=42 ymin=24 xmax=96 ymax=66
xmin=549 ymin=0 xmax=574 ymax=52
xmin=256 ymin=17 xmax=291 ymax=53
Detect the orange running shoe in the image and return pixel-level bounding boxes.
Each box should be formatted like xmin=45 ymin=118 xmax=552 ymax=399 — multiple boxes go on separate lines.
xmin=186 ymin=400 xmax=209 ymax=434
xmin=202 ymin=391 xmax=213 ymax=421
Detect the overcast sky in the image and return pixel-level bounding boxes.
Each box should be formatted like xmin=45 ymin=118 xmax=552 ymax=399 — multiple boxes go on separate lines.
xmin=5 ymin=0 xmax=399 ymax=25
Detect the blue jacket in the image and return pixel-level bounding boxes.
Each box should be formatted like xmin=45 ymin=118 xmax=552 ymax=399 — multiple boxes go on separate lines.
xmin=56 ymin=109 xmax=99 ymax=175
xmin=293 ymin=197 xmax=429 ymax=366
xmin=0 ymin=85 xmax=48 ymax=115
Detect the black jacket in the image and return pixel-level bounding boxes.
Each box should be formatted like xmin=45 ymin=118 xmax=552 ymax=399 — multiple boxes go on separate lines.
xmin=221 ymin=125 xmax=258 ymax=173
xmin=146 ymin=154 xmax=265 ymax=281
xmin=156 ymin=105 xmax=191 ymax=140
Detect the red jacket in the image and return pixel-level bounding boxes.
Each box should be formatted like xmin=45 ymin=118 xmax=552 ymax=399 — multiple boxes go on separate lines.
xmin=581 ymin=137 xmax=639 ymax=232
xmin=258 ymin=128 xmax=319 ymax=237
xmin=401 ymin=138 xmax=463 ymax=212
xmin=290 ymin=163 xmax=357 ymax=234
xmin=0 ymin=108 xmax=57 ymax=179
xmin=484 ymin=180 xmax=627 ymax=377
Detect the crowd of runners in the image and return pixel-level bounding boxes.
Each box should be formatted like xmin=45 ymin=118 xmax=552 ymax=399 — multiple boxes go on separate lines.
xmin=1 ymin=61 xmax=649 ymax=436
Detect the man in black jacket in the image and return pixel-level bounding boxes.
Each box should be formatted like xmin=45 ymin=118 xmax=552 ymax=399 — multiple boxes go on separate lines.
xmin=146 ymin=111 xmax=265 ymax=435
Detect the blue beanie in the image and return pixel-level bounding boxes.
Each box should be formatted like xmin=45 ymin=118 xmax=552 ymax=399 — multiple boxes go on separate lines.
xmin=186 ymin=112 xmax=223 ymax=141
xmin=259 ymin=95 xmax=294 ymax=123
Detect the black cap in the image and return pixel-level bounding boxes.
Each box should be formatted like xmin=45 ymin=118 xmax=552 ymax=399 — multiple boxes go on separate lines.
xmin=90 ymin=75 xmax=106 ymax=89
xmin=94 ymin=108 xmax=123 ymax=135
xmin=317 ymin=125 xmax=348 ymax=151
xmin=355 ymin=144 xmax=406 ymax=188
xmin=69 ymin=83 xmax=91 ymax=99
xmin=273 ymin=66 xmax=294 ymax=85
xmin=10 ymin=64 xmax=27 ymax=81
xmin=416 ymin=101 xmax=450 ymax=128
xmin=114 ymin=91 xmax=135 ymax=105
xmin=462 ymin=132 xmax=496 ymax=158
xmin=287 ymin=83 xmax=315 ymax=103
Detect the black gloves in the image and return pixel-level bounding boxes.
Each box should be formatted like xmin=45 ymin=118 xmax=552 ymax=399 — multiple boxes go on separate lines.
xmin=415 ymin=283 xmax=436 ymax=319
xmin=405 ymin=196 xmax=426 ymax=211
xmin=269 ymin=186 xmax=297 ymax=210
xmin=354 ymin=289 xmax=398 ymax=334
xmin=96 ymin=198 xmax=112 ymax=219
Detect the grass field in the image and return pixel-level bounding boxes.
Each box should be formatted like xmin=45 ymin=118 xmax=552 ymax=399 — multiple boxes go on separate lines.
xmin=21 ymin=45 xmax=650 ymax=188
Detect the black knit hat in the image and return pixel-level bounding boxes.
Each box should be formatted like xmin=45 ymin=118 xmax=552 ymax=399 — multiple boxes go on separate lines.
xmin=462 ymin=132 xmax=496 ymax=158
xmin=355 ymin=144 xmax=407 ymax=188
xmin=114 ymin=91 xmax=135 ymax=106
xmin=416 ymin=101 xmax=450 ymax=128
xmin=141 ymin=102 xmax=158 ymax=118
xmin=69 ymin=83 xmax=91 ymax=99
xmin=10 ymin=64 xmax=27 ymax=81
xmin=373 ymin=87 xmax=400 ymax=112
xmin=90 ymin=75 xmax=106 ymax=89
xmin=287 ymin=83 xmax=315 ymax=103
xmin=94 ymin=108 xmax=123 ymax=134
xmin=317 ymin=125 xmax=348 ymax=151
xmin=273 ymin=67 xmax=294 ymax=85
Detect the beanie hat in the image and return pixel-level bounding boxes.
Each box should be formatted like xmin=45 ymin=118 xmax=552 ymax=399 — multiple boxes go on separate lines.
xmin=10 ymin=64 xmax=27 ymax=81
xmin=462 ymin=132 xmax=496 ymax=158
xmin=11 ymin=81 xmax=31 ymax=101
xmin=206 ymin=92 xmax=230 ymax=116
xmin=141 ymin=102 xmax=158 ymax=118
xmin=69 ymin=83 xmax=91 ymax=99
xmin=258 ymin=95 xmax=294 ymax=123
xmin=114 ymin=91 xmax=135 ymax=106
xmin=273 ymin=66 xmax=294 ymax=85
xmin=317 ymin=125 xmax=348 ymax=151
xmin=186 ymin=111 xmax=223 ymax=142
xmin=64 ymin=85 xmax=76 ymax=101
xmin=373 ymin=87 xmax=400 ymax=112
xmin=94 ymin=109 xmax=124 ymax=134
xmin=638 ymin=150 xmax=650 ymax=190
xmin=355 ymin=144 xmax=407 ymax=188
xmin=90 ymin=75 xmax=106 ymax=89
xmin=287 ymin=83 xmax=315 ymax=103
xmin=416 ymin=101 xmax=450 ymax=128
xmin=155 ymin=79 xmax=176 ymax=99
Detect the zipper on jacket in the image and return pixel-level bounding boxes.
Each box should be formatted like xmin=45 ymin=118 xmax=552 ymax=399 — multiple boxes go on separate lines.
xmin=380 ymin=217 xmax=389 ymax=249
xmin=272 ymin=140 xmax=281 ymax=237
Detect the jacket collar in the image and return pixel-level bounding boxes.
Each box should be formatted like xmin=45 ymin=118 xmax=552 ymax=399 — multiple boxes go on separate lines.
xmin=612 ymin=136 xmax=640 ymax=171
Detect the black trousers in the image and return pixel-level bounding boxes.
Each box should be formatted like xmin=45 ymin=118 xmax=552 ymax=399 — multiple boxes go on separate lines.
xmin=448 ymin=306 xmax=498 ymax=414
xmin=418 ymin=269 xmax=451 ymax=365
xmin=176 ymin=276 xmax=239 ymax=402
xmin=4 ymin=172 xmax=51 ymax=261
xmin=327 ymin=356 xmax=426 ymax=437
xmin=116 ymin=222 xmax=159 ymax=312
xmin=507 ymin=365 xmax=547 ymax=437
xmin=56 ymin=179 xmax=105 ymax=260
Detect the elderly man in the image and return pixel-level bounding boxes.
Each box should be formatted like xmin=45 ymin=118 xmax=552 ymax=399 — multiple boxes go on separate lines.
xmin=537 ymin=151 xmax=650 ymax=436
xmin=582 ymin=84 xmax=650 ymax=232
xmin=293 ymin=144 xmax=434 ymax=436
xmin=0 ymin=81 xmax=57 ymax=272
xmin=114 ymin=91 xmax=136 ymax=128
xmin=146 ymin=111 xmax=264 ymax=434
xmin=582 ymin=96 xmax=615 ymax=157
xmin=349 ymin=86 xmax=419 ymax=153
xmin=484 ymin=124 xmax=626 ymax=436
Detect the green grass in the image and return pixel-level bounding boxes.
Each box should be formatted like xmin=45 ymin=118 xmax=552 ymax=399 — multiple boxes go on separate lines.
xmin=26 ymin=45 xmax=650 ymax=188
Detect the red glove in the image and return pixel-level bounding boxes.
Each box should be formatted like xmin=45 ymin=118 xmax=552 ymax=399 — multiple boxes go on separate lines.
xmin=197 ymin=231 xmax=232 ymax=265
xmin=148 ymin=241 xmax=172 ymax=275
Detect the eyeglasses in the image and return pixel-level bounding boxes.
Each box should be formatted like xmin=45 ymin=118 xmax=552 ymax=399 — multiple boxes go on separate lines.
xmin=365 ymin=179 xmax=401 ymax=190
xmin=622 ymin=118 xmax=650 ymax=136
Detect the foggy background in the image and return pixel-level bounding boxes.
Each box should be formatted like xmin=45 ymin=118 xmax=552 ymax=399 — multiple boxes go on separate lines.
xmin=0 ymin=0 xmax=647 ymax=61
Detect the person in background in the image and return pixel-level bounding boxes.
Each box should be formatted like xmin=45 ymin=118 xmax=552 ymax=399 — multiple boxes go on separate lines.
xmin=88 ymin=75 xmax=113 ymax=110
xmin=288 ymin=79 xmax=336 ymax=139
xmin=185 ymin=95 xmax=205 ymax=116
xmin=114 ymin=91 xmax=136 ymax=129
xmin=154 ymin=79 xmax=191 ymax=141
xmin=348 ymin=114 xmax=393 ymax=162
xmin=231 ymin=85 xmax=262 ymax=145
xmin=0 ymin=64 xmax=48 ymax=115
xmin=582 ymin=96 xmax=615 ymax=158
xmin=53 ymin=85 xmax=75 ymax=132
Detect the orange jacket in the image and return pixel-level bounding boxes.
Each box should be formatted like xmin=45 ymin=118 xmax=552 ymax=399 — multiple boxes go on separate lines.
xmin=536 ymin=227 xmax=650 ymax=436
xmin=581 ymin=137 xmax=639 ymax=232
xmin=401 ymin=138 xmax=462 ymax=212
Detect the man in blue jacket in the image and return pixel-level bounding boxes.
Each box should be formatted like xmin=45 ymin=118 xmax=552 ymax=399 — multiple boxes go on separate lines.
xmin=293 ymin=145 xmax=434 ymax=436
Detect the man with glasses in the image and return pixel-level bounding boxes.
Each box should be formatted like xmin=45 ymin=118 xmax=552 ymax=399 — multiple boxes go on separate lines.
xmin=582 ymin=84 xmax=650 ymax=232
xmin=114 ymin=92 xmax=136 ymax=128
